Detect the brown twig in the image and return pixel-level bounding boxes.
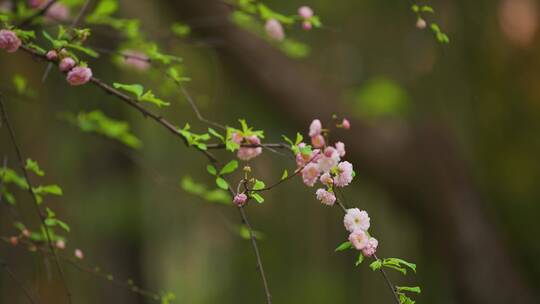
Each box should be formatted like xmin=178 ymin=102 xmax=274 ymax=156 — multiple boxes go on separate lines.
xmin=0 ymin=96 xmax=72 ymax=304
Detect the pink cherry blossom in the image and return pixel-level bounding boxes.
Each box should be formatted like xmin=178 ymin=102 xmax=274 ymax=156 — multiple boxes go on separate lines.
xmin=315 ymin=188 xmax=336 ymax=206
xmin=233 ymin=193 xmax=248 ymax=206
xmin=265 ymin=19 xmax=285 ymax=41
xmin=74 ymin=249 xmax=84 ymax=259
xmin=309 ymin=119 xmax=322 ymax=137
xmin=335 ymin=142 xmax=346 ymax=157
xmin=298 ymin=6 xmax=314 ymax=19
xmin=66 ymin=66 xmax=92 ymax=86
xmin=311 ymin=134 xmax=325 ymax=148
xmin=344 ymin=208 xmax=370 ymax=232
xmin=123 ymin=50 xmax=150 ymax=71
xmin=302 ymin=21 xmax=312 ymax=31
xmin=319 ymin=172 xmax=333 ymax=186
xmin=231 ymin=132 xmax=243 ymax=144
xmin=302 ymin=163 xmax=320 ymax=187
xmin=56 ymin=240 xmax=66 ymax=249
xmin=362 ymin=237 xmax=378 ymax=257
xmin=334 ymin=161 xmax=353 ymax=187
xmin=342 ymin=118 xmax=351 ymax=130
xmin=237 ymin=135 xmax=262 ymax=161
xmin=317 ymin=147 xmax=340 ymax=173
xmin=0 ymin=30 xmax=21 ymax=53
xmin=349 ymin=230 xmax=369 ymax=250
xmin=59 ymin=57 xmax=76 ymax=72
xmin=45 ymin=3 xmax=70 ymax=22
xmin=46 ymin=50 xmax=58 ymax=61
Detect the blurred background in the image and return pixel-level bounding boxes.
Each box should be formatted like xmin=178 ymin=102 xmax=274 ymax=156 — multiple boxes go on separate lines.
xmin=1 ymin=0 xmax=540 ymax=303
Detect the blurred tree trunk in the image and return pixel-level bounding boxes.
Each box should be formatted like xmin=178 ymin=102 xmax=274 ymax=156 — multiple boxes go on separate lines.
xmin=168 ymin=0 xmax=537 ymax=303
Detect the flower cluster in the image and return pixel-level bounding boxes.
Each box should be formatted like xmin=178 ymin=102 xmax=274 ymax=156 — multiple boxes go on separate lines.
xmin=46 ymin=50 xmax=93 ymax=86
xmin=264 ymin=6 xmax=317 ymax=40
xmin=0 ymin=30 xmax=21 ymax=53
xmin=297 ymin=119 xmax=353 ymax=206
xmin=232 ymin=132 xmax=263 ymax=161
xmin=344 ymin=208 xmax=378 ymax=257
xmin=298 ymin=6 xmax=314 ymax=30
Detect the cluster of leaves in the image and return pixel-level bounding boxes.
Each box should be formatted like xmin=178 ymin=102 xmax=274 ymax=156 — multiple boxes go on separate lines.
xmin=113 ymin=83 xmax=170 ymax=108
xmin=411 ymin=4 xmax=450 ymax=44
xmin=180 ymin=176 xmax=231 ymax=205
xmin=61 ymin=110 xmax=142 ymax=149
xmin=206 ymin=160 xmax=238 ymax=191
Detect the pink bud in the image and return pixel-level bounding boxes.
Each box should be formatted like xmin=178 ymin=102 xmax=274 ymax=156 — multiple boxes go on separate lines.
xmin=342 ymin=118 xmax=351 ymax=130
xmin=416 ymin=18 xmax=427 ymax=30
xmin=0 ymin=30 xmax=22 ymax=53
xmin=233 ymin=193 xmax=248 ymax=206
xmin=302 ymin=21 xmax=312 ymax=31
xmin=56 ymin=240 xmax=66 ymax=249
xmin=59 ymin=57 xmax=76 ymax=72
xmin=45 ymin=3 xmax=70 ymax=22
xmin=9 ymin=236 xmax=18 ymax=246
xmin=311 ymin=134 xmax=325 ymax=148
xmin=265 ymin=19 xmax=285 ymax=41
xmin=46 ymin=50 xmax=58 ymax=61
xmin=66 ymin=66 xmax=92 ymax=86
xmin=74 ymin=249 xmax=84 ymax=259
xmin=298 ymin=6 xmax=314 ymax=19
xmin=22 ymin=229 xmax=30 ymax=238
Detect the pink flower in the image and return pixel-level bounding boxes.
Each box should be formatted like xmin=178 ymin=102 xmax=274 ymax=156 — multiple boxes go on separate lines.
xmin=334 ymin=161 xmax=353 ymax=187
xmin=342 ymin=118 xmax=351 ymax=130
xmin=344 ymin=208 xmax=370 ymax=232
xmin=349 ymin=230 xmax=369 ymax=250
xmin=315 ymin=188 xmax=336 ymax=206
xmin=123 ymin=50 xmax=150 ymax=71
xmin=22 ymin=229 xmax=30 ymax=237
xmin=309 ymin=119 xmax=322 ymax=137
xmin=335 ymin=142 xmax=346 ymax=157
xmin=265 ymin=19 xmax=285 ymax=41
xmin=317 ymin=147 xmax=340 ymax=173
xmin=296 ymin=144 xmax=321 ymax=168
xmin=237 ymin=135 xmax=262 ymax=161
xmin=362 ymin=237 xmax=378 ymax=257
xmin=46 ymin=50 xmax=58 ymax=61
xmin=231 ymin=132 xmax=243 ymax=144
xmin=59 ymin=57 xmax=76 ymax=72
xmin=9 ymin=236 xmax=18 ymax=246
xmin=302 ymin=163 xmax=320 ymax=187
xmin=298 ymin=6 xmax=314 ymax=19
xmin=56 ymin=240 xmax=66 ymax=249
xmin=74 ymin=249 xmax=84 ymax=259
xmin=66 ymin=66 xmax=92 ymax=86
xmin=311 ymin=134 xmax=325 ymax=148
xmin=319 ymin=172 xmax=333 ymax=186
xmin=45 ymin=3 xmax=70 ymax=22
xmin=0 ymin=30 xmax=21 ymax=53
xmin=28 ymin=0 xmax=45 ymax=9
xmin=233 ymin=193 xmax=248 ymax=206
xmin=302 ymin=21 xmax=312 ymax=31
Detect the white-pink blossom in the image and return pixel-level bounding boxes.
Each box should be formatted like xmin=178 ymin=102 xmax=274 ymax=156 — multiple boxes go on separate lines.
xmin=416 ymin=18 xmax=427 ymax=30
xmin=317 ymin=147 xmax=340 ymax=173
xmin=233 ymin=193 xmax=248 ymax=206
xmin=66 ymin=66 xmax=92 ymax=86
xmin=298 ymin=6 xmax=314 ymax=19
xmin=315 ymin=188 xmax=336 ymax=206
xmin=335 ymin=141 xmax=346 ymax=157
xmin=319 ymin=172 xmax=333 ymax=186
xmin=56 ymin=240 xmax=66 ymax=249
xmin=45 ymin=3 xmax=70 ymax=22
xmin=349 ymin=230 xmax=369 ymax=250
xmin=231 ymin=132 xmax=243 ymax=144
xmin=334 ymin=161 xmax=353 ymax=187
xmin=265 ymin=19 xmax=285 ymax=41
xmin=302 ymin=162 xmax=320 ymax=187
xmin=123 ymin=50 xmax=150 ymax=71
xmin=74 ymin=249 xmax=84 ymax=259
xmin=344 ymin=208 xmax=370 ymax=232
xmin=362 ymin=237 xmax=378 ymax=257
xmin=237 ymin=135 xmax=262 ymax=161
xmin=309 ymin=119 xmax=322 ymax=137
xmin=59 ymin=57 xmax=76 ymax=72
xmin=0 ymin=30 xmax=21 ymax=53
xmin=311 ymin=134 xmax=325 ymax=148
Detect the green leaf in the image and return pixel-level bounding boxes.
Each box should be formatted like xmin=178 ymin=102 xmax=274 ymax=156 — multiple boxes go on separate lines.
xmin=206 ymin=165 xmax=217 ymax=175
xmin=335 ymin=241 xmax=352 ymax=252
xmin=215 ymin=177 xmax=229 ymax=190
xmin=396 ymin=286 xmax=421 ymax=294
xmin=171 ymin=22 xmax=191 ymax=37
xmin=113 ymin=83 xmax=144 ymax=98
xmin=251 ymin=192 xmax=264 ymax=203
xmin=369 ymin=259 xmax=383 ymax=271
xmin=208 ymin=128 xmax=224 ymax=142
xmin=252 ymin=179 xmax=265 ymax=190
xmin=25 ymin=159 xmax=44 ymax=176
xmin=33 ymin=185 xmax=63 ymax=196
xmin=140 ymin=90 xmax=170 ymax=108
xmin=67 ymin=43 xmax=99 ymax=58
xmin=281 ymin=170 xmax=288 ymax=180
xmin=13 ymin=75 xmax=27 ymax=94
xmin=88 ymin=0 xmax=118 ymax=18
xmin=180 ymin=176 xmax=231 ymax=205
xmin=295 ymin=132 xmax=303 ymax=145
xmin=355 ymin=253 xmax=364 ymax=266
xmin=220 ymin=160 xmax=239 ymax=175
xmin=383 ymin=258 xmax=417 ymax=274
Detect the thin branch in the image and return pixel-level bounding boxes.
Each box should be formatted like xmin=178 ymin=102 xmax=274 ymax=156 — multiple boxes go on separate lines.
xmin=19 ymin=0 xmax=58 ymax=27
xmin=373 ymin=254 xmax=401 ymax=304
xmin=0 ymin=96 xmax=73 ymax=304
xmin=0 ymin=259 xmax=37 ymax=304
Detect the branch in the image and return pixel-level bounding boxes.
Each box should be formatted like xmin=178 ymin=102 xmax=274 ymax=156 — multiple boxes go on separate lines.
xmin=0 ymin=259 xmax=37 ymax=304
xmin=0 ymin=96 xmax=72 ymax=304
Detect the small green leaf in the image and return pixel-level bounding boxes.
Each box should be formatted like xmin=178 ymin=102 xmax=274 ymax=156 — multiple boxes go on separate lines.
xmin=355 ymin=253 xmax=364 ymax=266
xmin=208 ymin=128 xmax=224 ymax=142
xmin=251 ymin=192 xmax=264 ymax=203
xmin=113 ymin=83 xmax=144 ymax=97
xmin=369 ymin=259 xmax=383 ymax=271
xmin=396 ymin=286 xmax=421 ymax=294
xmin=215 ymin=177 xmax=229 ymax=190
xmin=206 ymin=165 xmax=217 ymax=175
xmin=281 ymin=170 xmax=288 ymax=180
xmin=25 ymin=159 xmax=44 ymax=176
xmin=220 ymin=160 xmax=239 ymax=175
xmin=252 ymin=179 xmax=265 ymax=190
xmin=140 ymin=90 xmax=170 ymax=108
xmin=335 ymin=241 xmax=352 ymax=252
